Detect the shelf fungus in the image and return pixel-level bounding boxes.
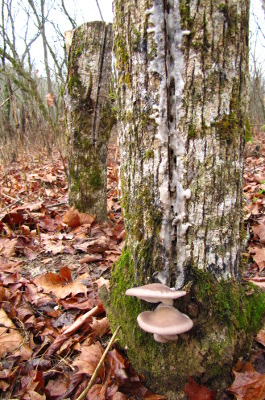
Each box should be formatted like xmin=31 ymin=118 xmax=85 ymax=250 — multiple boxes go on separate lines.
xmin=125 ymin=283 xmax=193 ymax=343
xmin=125 ymin=283 xmax=186 ymax=306
xmin=138 ymin=303 xmax=193 ymax=343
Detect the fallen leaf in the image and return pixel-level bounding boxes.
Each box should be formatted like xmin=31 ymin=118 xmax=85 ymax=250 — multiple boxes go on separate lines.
xmin=79 ymin=213 xmax=96 ymax=225
xmin=45 ymin=377 xmax=69 ymax=398
xmin=90 ymin=317 xmax=110 ymax=338
xmin=0 ymin=308 xmax=32 ymax=360
xmin=87 ymin=236 xmax=110 ymax=253
xmin=0 ymin=380 xmax=9 ymax=391
xmin=249 ymin=247 xmax=265 ymax=271
xmin=86 ymin=383 xmax=107 ymax=400
xmin=33 ymin=267 xmax=87 ymax=299
xmin=73 ymin=342 xmax=105 ymax=379
xmin=252 ymin=224 xmax=265 ymax=243
xmin=43 ymin=240 xmax=65 ymax=255
xmin=184 ymin=376 xmax=216 ymax=400
xmin=95 ymin=277 xmax=110 ymax=291
xmin=63 ymin=206 xmax=81 ymax=228
xmin=61 ymin=297 xmax=97 ymax=310
xmin=256 ymin=329 xmax=265 ymax=347
xmin=0 ymin=238 xmax=18 ymax=258
xmin=79 ymin=253 xmax=103 ymax=263
xmin=227 ymin=370 xmax=265 ymax=400
xmin=23 ymin=390 xmax=46 ymax=400
xmin=253 ymin=174 xmax=265 ymax=184
xmin=112 ymin=392 xmax=127 ymax=400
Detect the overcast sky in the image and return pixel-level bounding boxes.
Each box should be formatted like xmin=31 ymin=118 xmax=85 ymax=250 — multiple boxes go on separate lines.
xmin=7 ymin=0 xmax=265 ymax=75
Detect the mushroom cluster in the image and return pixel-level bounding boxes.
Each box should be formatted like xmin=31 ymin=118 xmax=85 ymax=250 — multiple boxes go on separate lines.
xmin=125 ymin=283 xmax=193 ymax=343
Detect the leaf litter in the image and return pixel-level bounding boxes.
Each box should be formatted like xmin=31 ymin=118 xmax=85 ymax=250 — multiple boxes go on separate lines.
xmin=0 ymin=141 xmax=167 ymax=399
xmin=0 ymin=132 xmax=265 ymax=399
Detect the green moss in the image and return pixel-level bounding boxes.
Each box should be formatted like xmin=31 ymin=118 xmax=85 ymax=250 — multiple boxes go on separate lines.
xmin=103 ymin=257 xmax=265 ymax=397
xmin=179 ymin=0 xmax=193 ymax=32
xmin=191 ymin=266 xmax=265 ymax=333
xmin=132 ymin=27 xmax=141 ymax=51
xmin=113 ymin=33 xmax=131 ymax=87
xmin=88 ymin=166 xmax=102 ymax=190
xmin=120 ymin=174 xmax=162 ymax=242
xmin=213 ymin=112 xmax=239 ymax=143
xmin=67 ymin=74 xmax=82 ymax=95
xmin=147 ymin=43 xmax=157 ymax=61
xmin=219 ymin=3 xmax=229 ymax=15
xmin=244 ymin=116 xmax=252 ymax=143
xmin=188 ymin=124 xmax=197 ymax=138
xmin=144 ymin=150 xmax=154 ymax=160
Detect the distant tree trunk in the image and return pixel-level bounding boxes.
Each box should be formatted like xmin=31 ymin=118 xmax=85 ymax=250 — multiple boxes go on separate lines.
xmin=104 ymin=1 xmax=265 ymax=398
xmin=65 ymin=21 xmax=114 ymax=220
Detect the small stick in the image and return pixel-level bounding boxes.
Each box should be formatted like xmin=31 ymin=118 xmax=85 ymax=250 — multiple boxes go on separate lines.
xmin=0 ymin=95 xmax=12 ymax=109
xmin=75 ymin=326 xmax=120 ymax=400
xmin=45 ymin=201 xmax=67 ymax=209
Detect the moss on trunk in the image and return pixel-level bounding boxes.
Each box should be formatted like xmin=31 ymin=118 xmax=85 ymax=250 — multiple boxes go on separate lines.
xmin=101 ymin=247 xmax=265 ymax=399
xmin=65 ymin=22 xmax=115 ymax=220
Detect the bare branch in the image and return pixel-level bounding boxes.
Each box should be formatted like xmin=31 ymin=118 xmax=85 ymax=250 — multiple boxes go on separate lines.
xmin=95 ymin=0 xmax=104 ymax=21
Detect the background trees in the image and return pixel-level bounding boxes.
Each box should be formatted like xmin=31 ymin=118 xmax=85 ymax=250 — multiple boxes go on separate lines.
xmin=0 ymin=0 xmax=112 ymax=163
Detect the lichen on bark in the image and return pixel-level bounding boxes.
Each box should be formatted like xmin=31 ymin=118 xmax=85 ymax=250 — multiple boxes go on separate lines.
xmin=65 ymin=21 xmax=115 ymax=220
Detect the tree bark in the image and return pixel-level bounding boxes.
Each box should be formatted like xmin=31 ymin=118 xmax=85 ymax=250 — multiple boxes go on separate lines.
xmin=65 ymin=21 xmax=114 ymax=220
xmin=103 ymin=1 xmax=265 ymax=398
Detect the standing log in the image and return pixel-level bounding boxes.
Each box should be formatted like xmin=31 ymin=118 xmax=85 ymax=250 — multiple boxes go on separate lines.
xmin=103 ymin=1 xmax=265 ymax=399
xmin=65 ymin=22 xmax=114 ymax=220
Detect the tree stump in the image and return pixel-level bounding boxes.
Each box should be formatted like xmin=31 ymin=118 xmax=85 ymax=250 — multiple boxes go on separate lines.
xmin=65 ymin=21 xmax=114 ymax=220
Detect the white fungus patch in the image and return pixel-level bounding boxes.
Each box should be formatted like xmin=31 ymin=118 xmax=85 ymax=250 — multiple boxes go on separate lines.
xmin=147 ymin=0 xmax=191 ymax=288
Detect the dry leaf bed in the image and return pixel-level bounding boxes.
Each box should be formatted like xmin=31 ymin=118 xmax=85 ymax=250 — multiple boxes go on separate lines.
xmin=0 ymin=133 xmax=264 ymax=400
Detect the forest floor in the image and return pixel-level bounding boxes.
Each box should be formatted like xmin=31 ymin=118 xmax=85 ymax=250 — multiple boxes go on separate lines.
xmin=0 ymin=132 xmax=265 ymax=400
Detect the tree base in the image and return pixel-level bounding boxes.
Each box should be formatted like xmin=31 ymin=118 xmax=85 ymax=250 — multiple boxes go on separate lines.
xmin=100 ymin=248 xmax=265 ymax=399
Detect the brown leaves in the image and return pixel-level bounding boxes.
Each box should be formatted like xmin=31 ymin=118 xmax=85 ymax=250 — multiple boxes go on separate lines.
xmin=249 ymin=247 xmax=265 ymax=271
xmin=255 ymin=329 xmax=265 ymax=346
xmin=0 ymin=308 xmax=32 ymax=360
xmin=184 ymin=377 xmax=216 ymax=400
xmin=227 ymin=363 xmax=265 ymax=400
xmin=62 ymin=205 xmax=95 ymax=228
xmin=33 ymin=266 xmax=87 ymax=299
xmin=73 ymin=342 xmax=105 ymax=378
xmin=0 ymin=143 xmax=170 ymax=400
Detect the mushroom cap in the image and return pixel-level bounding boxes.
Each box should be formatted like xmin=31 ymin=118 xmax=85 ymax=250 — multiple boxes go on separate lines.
xmin=125 ymin=283 xmax=186 ymax=304
xmin=137 ymin=305 xmax=193 ymax=336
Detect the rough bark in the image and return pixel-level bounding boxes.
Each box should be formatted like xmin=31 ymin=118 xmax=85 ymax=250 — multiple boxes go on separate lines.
xmin=65 ymin=21 xmax=114 ymax=220
xmin=103 ymin=1 xmax=265 ymax=398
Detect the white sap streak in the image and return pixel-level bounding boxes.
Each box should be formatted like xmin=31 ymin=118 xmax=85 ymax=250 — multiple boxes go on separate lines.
xmin=148 ymin=0 xmax=191 ymax=288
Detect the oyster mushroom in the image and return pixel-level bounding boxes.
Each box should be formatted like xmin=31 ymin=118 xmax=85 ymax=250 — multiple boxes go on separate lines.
xmin=125 ymin=283 xmax=186 ymax=305
xmin=137 ymin=303 xmax=193 ymax=343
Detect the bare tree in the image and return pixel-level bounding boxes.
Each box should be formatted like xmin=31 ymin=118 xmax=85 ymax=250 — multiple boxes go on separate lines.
xmin=0 ymin=0 xmax=78 ymax=156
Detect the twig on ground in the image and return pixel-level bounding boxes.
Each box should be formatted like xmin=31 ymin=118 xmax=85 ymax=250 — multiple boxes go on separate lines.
xmin=46 ymin=201 xmax=67 ymax=209
xmin=75 ymin=325 xmax=120 ymax=400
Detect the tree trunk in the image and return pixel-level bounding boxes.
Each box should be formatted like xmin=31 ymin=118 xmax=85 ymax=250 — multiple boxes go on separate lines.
xmin=103 ymin=1 xmax=265 ymax=398
xmin=65 ymin=21 xmax=114 ymax=220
